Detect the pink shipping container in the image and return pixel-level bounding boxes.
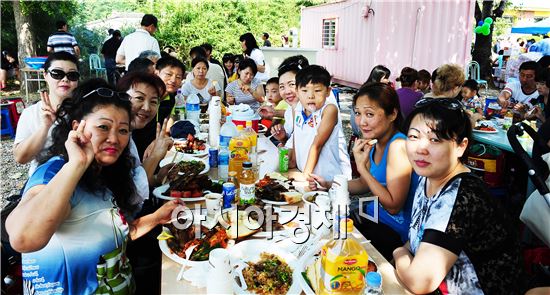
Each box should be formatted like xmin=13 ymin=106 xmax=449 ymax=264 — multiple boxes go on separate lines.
xmin=300 ymin=0 xmax=475 ymax=88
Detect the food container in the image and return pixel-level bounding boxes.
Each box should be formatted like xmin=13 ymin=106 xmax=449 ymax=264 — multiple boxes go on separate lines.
xmin=229 ymin=104 xmax=260 ymax=132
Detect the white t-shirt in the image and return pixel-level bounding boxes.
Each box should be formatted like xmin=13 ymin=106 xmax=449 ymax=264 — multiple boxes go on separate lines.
xmin=248 ymin=48 xmax=269 ymax=82
xmin=503 ymin=80 xmax=539 ymax=105
xmin=14 ymin=101 xmax=55 ymax=176
xmin=128 ymin=138 xmax=149 ymax=203
xmin=186 ymin=62 xmax=227 ymax=94
xmin=181 ymin=79 xmax=221 ymax=104
xmin=283 ymin=92 xmax=337 ymax=136
xmin=116 ymin=29 xmax=160 ymax=70
xmin=286 ymin=101 xmax=351 ymax=181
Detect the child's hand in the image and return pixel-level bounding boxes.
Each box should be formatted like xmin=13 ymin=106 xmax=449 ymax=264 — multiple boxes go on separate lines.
xmin=307 ymin=174 xmax=329 ymax=191
xmin=208 ymin=86 xmax=217 ymax=96
xmin=353 ymin=138 xmax=374 ymax=172
xmin=258 ymin=105 xmax=275 ymax=119
xmin=271 ymin=124 xmax=286 ymax=141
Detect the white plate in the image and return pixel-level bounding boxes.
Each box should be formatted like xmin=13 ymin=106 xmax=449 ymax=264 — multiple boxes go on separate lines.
xmin=153 ymin=184 xmax=206 ymax=202
xmin=172 ymin=140 xmax=210 ymax=157
xmin=472 ymin=128 xmax=498 ymax=134
xmin=294 ymin=240 xmax=380 ymax=295
xmin=302 ymin=191 xmax=329 ymax=206
xmin=229 ymin=240 xmax=301 ymax=295
xmin=158 ymin=227 xmax=209 ymax=267
xmin=258 ymin=123 xmax=268 ymax=134
xmin=159 ymin=155 xmax=210 ymax=174
xmin=260 ymin=198 xmax=291 ymax=206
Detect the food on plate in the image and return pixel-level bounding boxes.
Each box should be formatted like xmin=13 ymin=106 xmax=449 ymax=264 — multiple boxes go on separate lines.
xmin=256 ymin=175 xmax=301 ymax=204
xmin=230 ymin=203 xmax=286 ymax=234
xmin=162 ymin=160 xmax=212 ymax=197
xmin=242 ymin=252 xmax=293 ymax=295
xmin=367 ymin=139 xmax=378 ymax=145
xmin=223 ymin=210 xmax=261 ymax=239
xmin=164 ymin=224 xmax=228 ymax=261
xmin=174 ymin=134 xmax=206 ymax=154
xmin=474 ymin=124 xmax=496 ymax=132
xmin=282 ymin=192 xmax=302 ymax=204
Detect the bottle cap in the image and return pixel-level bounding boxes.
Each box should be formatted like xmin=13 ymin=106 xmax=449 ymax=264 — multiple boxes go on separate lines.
xmin=366 ymin=271 xmax=382 ymax=287
xmin=339 ymin=218 xmax=353 ymax=233
xmin=242 ymin=162 xmax=252 ymax=168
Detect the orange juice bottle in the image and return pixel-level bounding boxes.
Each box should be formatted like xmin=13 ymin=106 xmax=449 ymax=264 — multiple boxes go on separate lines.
xmin=319 ymin=219 xmax=369 ymax=295
xmin=229 ymin=125 xmax=250 ymax=176
xmin=242 ymin=120 xmax=258 ymax=166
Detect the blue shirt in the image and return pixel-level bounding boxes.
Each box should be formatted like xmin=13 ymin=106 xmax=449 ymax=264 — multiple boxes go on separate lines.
xmin=22 ymin=157 xmax=128 ymax=294
xmin=364 ymin=132 xmax=419 ymax=242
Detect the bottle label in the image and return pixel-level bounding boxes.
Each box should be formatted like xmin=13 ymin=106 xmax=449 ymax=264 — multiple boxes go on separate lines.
xmin=218 ymin=153 xmax=229 ymax=166
xmin=320 ymin=248 xmax=368 ymax=293
xmin=220 ymin=135 xmax=232 ymax=147
xmin=186 ymin=103 xmax=200 ymax=112
xmin=239 ymin=183 xmax=255 ymax=204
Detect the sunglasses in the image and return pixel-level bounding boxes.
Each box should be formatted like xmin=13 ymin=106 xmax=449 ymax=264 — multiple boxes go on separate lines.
xmin=82 ymin=87 xmax=130 ymax=101
xmin=277 ymin=58 xmax=305 ymax=72
xmin=48 ymin=69 xmax=80 ymax=81
xmin=414 ymin=98 xmax=463 ymax=111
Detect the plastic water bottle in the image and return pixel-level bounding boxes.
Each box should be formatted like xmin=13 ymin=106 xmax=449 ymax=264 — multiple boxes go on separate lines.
xmin=219 ymin=115 xmax=239 ymax=148
xmin=364 ymin=272 xmax=382 ymax=294
xmin=186 ymin=93 xmax=200 ymax=124
xmin=218 ymin=144 xmax=230 ymax=181
xmin=174 ymin=89 xmax=185 ymax=120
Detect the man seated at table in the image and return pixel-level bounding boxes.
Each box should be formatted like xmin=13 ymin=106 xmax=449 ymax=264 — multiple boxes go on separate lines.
xmin=498 ymin=61 xmax=540 ymax=112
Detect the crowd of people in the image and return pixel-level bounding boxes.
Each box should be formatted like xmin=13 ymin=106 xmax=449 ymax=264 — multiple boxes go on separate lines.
xmin=3 ymin=12 xmax=550 ymax=295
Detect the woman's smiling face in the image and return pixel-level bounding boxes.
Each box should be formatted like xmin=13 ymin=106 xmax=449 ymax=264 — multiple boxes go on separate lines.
xmin=75 ymin=105 xmax=131 ymax=166
xmin=127 ymin=82 xmax=160 ymax=129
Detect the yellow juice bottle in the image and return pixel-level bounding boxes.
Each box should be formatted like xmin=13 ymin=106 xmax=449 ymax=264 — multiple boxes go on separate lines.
xmin=242 ymin=120 xmax=258 ymax=166
xmin=319 ymin=219 xmax=369 ymax=295
xmin=229 ymin=125 xmax=250 ymax=176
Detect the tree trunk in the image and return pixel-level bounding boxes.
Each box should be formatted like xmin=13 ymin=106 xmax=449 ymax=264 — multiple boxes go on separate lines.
xmin=471 ymin=0 xmax=507 ymax=83
xmin=13 ymin=0 xmax=37 ymax=93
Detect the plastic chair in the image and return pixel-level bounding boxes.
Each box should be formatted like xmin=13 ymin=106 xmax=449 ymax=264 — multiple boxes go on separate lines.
xmin=89 ymin=54 xmax=107 ymax=79
xmin=1 ymin=108 xmax=15 ymax=138
xmin=466 ymin=61 xmax=488 ymax=93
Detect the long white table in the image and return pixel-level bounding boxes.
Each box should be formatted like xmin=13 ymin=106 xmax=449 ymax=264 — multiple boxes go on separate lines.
xmin=158 ymin=135 xmax=410 ymax=294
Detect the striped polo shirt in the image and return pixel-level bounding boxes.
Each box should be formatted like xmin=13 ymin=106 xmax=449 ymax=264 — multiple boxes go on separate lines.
xmin=47 ymin=31 xmax=78 ymax=55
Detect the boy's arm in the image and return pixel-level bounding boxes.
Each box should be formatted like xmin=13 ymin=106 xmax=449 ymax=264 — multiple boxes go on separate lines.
xmin=303 ymin=105 xmax=338 ymax=176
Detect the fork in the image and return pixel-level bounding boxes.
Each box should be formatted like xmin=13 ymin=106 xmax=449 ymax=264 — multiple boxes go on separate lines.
xmin=176 ymin=244 xmax=198 ymax=281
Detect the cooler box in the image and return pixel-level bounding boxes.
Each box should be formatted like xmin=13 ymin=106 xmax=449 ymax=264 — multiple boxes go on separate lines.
xmin=467 ymin=143 xmax=505 ymax=187
xmin=229 ymin=104 xmax=260 ymax=132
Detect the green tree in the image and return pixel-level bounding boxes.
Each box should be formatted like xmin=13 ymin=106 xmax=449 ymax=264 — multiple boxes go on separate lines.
xmin=471 ymin=0 xmax=508 ymax=82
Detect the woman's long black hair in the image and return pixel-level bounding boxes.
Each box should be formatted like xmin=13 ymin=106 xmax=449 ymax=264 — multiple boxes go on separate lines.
xmin=38 ymin=78 xmax=140 ymax=220
xmin=239 ymin=32 xmax=259 ymax=56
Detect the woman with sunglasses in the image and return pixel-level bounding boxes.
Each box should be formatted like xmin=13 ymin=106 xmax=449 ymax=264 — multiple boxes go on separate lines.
xmin=14 ymin=51 xmax=80 ymax=176
xmin=309 ymin=83 xmax=418 ymax=260
xmin=6 ymin=79 xmax=180 ymax=294
xmin=393 ymin=98 xmax=521 ymax=294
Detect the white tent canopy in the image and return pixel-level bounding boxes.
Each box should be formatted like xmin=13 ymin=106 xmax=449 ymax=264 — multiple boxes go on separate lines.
xmin=511 ymin=17 xmax=550 ymax=35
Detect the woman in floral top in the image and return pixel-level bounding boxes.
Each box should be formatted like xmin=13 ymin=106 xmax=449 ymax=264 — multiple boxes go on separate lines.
xmin=393 ymin=98 xmax=523 ymax=294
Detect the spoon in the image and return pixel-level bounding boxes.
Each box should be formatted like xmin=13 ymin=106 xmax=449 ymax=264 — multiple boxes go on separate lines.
xmin=176 ymin=244 xmax=198 ymax=281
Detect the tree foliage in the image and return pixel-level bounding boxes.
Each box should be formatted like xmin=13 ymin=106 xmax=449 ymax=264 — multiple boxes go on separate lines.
xmin=472 ymin=0 xmax=508 ymax=81
xmin=148 ymin=0 xmax=302 ymax=65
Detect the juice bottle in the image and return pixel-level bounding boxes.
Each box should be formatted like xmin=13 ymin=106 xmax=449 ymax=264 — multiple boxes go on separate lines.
xmin=243 ymin=120 xmax=258 ymax=167
xmin=319 ymin=219 xmax=369 ymax=295
xmin=229 ymin=125 xmax=250 ymax=176
xmin=238 ymin=162 xmax=257 ymax=205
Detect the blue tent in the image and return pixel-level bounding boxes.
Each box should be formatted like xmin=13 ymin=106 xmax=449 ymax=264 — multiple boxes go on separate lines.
xmin=528 ymin=38 xmax=550 ymax=55
xmin=511 ymin=17 xmax=550 ymax=35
